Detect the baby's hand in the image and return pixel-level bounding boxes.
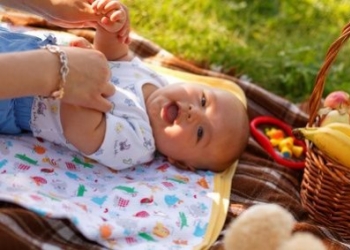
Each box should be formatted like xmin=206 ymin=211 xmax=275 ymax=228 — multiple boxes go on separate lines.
xmin=92 ymin=0 xmax=130 ymax=43
xmin=69 ymin=37 xmax=94 ymax=49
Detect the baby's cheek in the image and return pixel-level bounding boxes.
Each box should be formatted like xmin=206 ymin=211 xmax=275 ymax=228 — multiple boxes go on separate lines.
xmin=164 ymin=125 xmax=186 ymax=140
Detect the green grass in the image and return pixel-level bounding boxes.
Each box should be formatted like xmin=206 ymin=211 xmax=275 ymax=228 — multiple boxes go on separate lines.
xmin=123 ymin=0 xmax=350 ymax=102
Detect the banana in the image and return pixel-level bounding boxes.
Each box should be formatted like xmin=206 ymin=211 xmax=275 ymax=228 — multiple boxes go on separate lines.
xmin=292 ymin=126 xmax=350 ymax=168
xmin=323 ymin=122 xmax=350 ymax=137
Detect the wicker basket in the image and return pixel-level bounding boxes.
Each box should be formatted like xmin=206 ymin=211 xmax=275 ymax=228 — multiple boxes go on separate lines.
xmin=301 ymin=22 xmax=350 ymax=241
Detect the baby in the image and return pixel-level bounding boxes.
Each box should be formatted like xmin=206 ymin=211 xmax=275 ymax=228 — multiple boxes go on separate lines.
xmin=0 ymin=1 xmax=250 ymax=172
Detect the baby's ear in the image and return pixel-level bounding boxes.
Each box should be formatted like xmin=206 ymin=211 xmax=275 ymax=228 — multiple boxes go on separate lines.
xmin=167 ymin=158 xmax=196 ymax=171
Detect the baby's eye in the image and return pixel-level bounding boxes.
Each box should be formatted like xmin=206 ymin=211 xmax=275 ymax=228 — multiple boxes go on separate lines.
xmin=201 ymin=93 xmax=206 ymax=107
xmin=197 ymin=126 xmax=204 ymax=141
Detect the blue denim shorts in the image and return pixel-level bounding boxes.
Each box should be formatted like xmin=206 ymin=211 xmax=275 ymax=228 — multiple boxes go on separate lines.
xmin=0 ymin=27 xmax=56 ymax=134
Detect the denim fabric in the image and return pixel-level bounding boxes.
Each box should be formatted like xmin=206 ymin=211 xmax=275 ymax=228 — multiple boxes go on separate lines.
xmin=0 ymin=26 xmax=57 ymax=52
xmin=0 ymin=27 xmax=56 ymax=134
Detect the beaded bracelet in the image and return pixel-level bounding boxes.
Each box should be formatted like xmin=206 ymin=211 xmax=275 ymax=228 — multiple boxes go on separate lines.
xmin=42 ymin=44 xmax=69 ymax=99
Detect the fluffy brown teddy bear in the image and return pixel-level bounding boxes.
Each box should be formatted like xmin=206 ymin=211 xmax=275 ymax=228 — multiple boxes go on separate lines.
xmin=223 ymin=204 xmax=326 ymax=250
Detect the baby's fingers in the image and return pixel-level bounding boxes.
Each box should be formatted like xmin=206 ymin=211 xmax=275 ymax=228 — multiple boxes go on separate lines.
xmin=104 ymin=1 xmax=123 ymax=14
xmin=91 ymin=0 xmax=109 ymax=13
xmin=100 ymin=16 xmax=114 ymax=26
xmin=117 ymin=25 xmax=131 ymax=44
xmin=117 ymin=20 xmax=129 ymax=37
xmin=109 ymin=9 xmax=125 ymax=23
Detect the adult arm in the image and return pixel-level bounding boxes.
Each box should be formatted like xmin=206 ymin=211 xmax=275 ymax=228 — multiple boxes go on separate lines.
xmin=0 ymin=0 xmax=98 ymax=28
xmin=0 ymin=46 xmax=115 ymax=112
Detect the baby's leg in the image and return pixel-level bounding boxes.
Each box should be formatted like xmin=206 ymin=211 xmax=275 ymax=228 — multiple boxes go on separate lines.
xmin=60 ymin=103 xmax=106 ymax=155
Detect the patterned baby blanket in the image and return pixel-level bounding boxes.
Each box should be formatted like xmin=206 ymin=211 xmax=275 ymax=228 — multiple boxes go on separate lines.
xmin=0 ymin=133 xmax=235 ymax=249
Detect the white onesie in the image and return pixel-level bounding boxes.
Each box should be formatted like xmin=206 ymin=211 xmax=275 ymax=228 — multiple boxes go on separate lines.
xmin=30 ymin=57 xmax=167 ymax=170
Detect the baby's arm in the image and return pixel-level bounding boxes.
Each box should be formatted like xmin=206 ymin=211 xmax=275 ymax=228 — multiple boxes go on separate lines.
xmin=61 ymin=102 xmax=106 ymax=155
xmin=92 ymin=0 xmax=131 ymax=61
xmin=61 ymin=1 xmax=131 ymax=155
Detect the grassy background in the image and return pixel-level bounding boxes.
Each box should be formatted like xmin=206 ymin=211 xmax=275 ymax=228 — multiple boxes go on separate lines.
xmin=123 ymin=0 xmax=350 ymax=102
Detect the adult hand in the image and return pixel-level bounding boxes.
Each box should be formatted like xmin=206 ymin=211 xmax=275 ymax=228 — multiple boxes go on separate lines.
xmin=42 ymin=0 xmax=131 ymax=44
xmin=2 ymin=0 xmax=131 ymax=43
xmin=40 ymin=0 xmax=99 ymax=29
xmin=63 ymin=46 xmax=115 ymax=112
xmin=0 ymin=0 xmax=97 ymax=28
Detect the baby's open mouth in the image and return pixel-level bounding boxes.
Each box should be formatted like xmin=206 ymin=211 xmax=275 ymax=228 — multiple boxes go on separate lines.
xmin=164 ymin=102 xmax=179 ymax=124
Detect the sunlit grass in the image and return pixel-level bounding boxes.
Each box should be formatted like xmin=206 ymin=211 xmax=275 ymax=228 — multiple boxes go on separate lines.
xmin=123 ymin=0 xmax=350 ymax=102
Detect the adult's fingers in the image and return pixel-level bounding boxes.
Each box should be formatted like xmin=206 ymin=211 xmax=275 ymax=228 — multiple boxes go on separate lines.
xmin=91 ymin=82 xmax=115 ymax=112
xmin=102 ymin=82 xmax=116 ymax=98
xmin=93 ymin=95 xmax=113 ymax=113
xmin=46 ymin=2 xmax=100 ymax=28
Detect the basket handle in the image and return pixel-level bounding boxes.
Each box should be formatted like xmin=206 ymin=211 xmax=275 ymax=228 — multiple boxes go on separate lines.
xmin=308 ymin=22 xmax=350 ymax=125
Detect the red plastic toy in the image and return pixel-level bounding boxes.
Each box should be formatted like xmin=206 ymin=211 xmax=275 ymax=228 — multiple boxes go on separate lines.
xmin=250 ymin=116 xmax=306 ymax=169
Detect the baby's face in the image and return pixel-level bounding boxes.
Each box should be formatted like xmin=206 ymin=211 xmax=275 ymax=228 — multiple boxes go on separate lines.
xmin=145 ymin=82 xmax=242 ymax=172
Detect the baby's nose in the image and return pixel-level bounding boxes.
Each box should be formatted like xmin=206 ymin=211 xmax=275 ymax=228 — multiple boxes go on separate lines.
xmin=186 ymin=105 xmax=200 ymax=122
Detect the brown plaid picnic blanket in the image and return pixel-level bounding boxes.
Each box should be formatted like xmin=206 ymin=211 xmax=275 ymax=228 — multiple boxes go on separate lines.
xmin=0 ymin=11 xmax=349 ymax=250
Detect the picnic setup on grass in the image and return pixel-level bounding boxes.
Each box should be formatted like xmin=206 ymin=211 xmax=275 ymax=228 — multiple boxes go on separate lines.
xmin=0 ymin=8 xmax=349 ymax=250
